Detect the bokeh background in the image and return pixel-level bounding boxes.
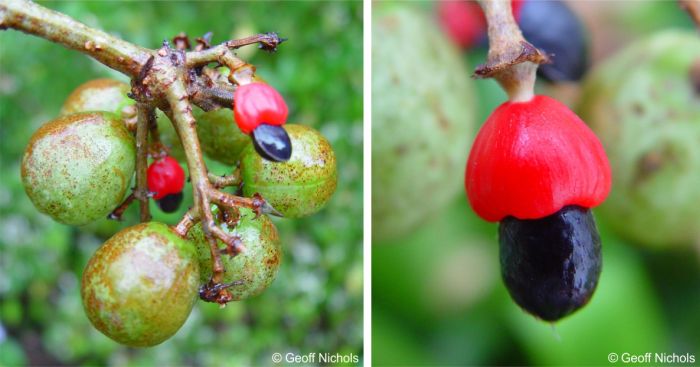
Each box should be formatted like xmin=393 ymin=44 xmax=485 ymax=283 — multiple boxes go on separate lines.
xmin=373 ymin=1 xmax=699 ymax=366
xmin=0 ymin=1 xmax=362 ymax=366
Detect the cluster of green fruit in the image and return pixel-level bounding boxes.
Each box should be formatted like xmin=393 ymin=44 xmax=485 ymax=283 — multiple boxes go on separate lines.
xmin=20 ymin=75 xmax=337 ymax=347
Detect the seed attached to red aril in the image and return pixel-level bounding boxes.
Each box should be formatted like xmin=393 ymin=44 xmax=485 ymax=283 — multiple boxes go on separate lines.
xmin=465 ymin=95 xmax=610 ymax=321
xmin=147 ymin=156 xmax=185 ymax=213
xmin=233 ymin=82 xmax=292 ymax=162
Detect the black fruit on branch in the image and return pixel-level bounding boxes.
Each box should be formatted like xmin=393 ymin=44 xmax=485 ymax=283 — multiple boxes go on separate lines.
xmin=518 ymin=0 xmax=588 ymax=82
xmin=438 ymin=0 xmax=589 ymax=82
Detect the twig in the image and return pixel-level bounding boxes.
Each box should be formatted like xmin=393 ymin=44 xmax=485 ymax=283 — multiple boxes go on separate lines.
xmin=475 ymin=0 xmax=548 ymax=102
xmin=208 ymin=171 xmax=242 ymax=189
xmin=135 ymin=103 xmax=153 ymax=222
xmin=185 ymin=33 xmax=285 ymax=67
xmin=0 ymin=0 xmax=152 ymax=77
xmin=174 ymin=207 xmax=199 ymax=237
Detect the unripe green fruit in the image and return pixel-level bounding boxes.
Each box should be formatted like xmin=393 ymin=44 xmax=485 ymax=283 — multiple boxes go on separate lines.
xmin=81 ymin=222 xmax=200 ymax=347
xmin=155 ymin=110 xmax=186 ymax=162
xmin=578 ymin=30 xmax=700 ymax=247
xmin=188 ymin=207 xmax=281 ymax=301
xmin=240 ymin=124 xmax=337 ymax=218
xmin=59 ymin=78 xmax=134 ymax=119
xmin=372 ymin=6 xmax=475 ymax=242
xmin=194 ymin=106 xmax=250 ymax=165
xmin=22 ymin=112 xmax=136 ymax=225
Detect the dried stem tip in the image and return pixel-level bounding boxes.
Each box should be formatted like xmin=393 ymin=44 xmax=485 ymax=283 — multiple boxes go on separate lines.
xmin=474 ymin=0 xmax=549 ymax=102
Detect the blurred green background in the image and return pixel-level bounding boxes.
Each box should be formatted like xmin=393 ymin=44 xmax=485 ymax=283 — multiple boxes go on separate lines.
xmin=0 ymin=1 xmax=362 ymax=366
xmin=373 ymin=1 xmax=699 ymax=366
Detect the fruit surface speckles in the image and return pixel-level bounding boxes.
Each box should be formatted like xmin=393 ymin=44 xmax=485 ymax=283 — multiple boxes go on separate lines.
xmin=189 ymin=207 xmax=281 ymax=301
xmin=372 ymin=6 xmax=475 ymax=241
xmin=466 ymin=95 xmax=611 ymax=222
xmin=499 ymin=205 xmax=602 ymax=321
xmin=60 ymin=78 xmax=134 ymax=118
xmin=578 ymin=30 xmax=700 ymax=247
xmin=21 ymin=112 xmax=136 ymax=225
xmin=81 ymin=222 xmax=199 ymax=347
xmin=240 ymin=124 xmax=337 ymax=218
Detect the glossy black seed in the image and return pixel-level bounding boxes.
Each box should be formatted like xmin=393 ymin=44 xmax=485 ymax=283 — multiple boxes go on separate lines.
xmin=519 ymin=0 xmax=589 ymax=82
xmin=251 ymin=124 xmax=292 ymax=162
xmin=156 ymin=192 xmax=183 ymax=213
xmin=499 ymin=205 xmax=602 ymax=321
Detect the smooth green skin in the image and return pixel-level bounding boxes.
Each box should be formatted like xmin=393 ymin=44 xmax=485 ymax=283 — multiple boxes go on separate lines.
xmin=240 ymin=124 xmax=337 ymax=218
xmin=578 ymin=30 xmax=700 ymax=247
xmin=21 ymin=112 xmax=136 ymax=225
xmin=189 ymin=207 xmax=281 ymax=301
xmin=372 ymin=6 xmax=476 ymax=242
xmin=194 ymin=106 xmax=251 ymax=165
xmin=81 ymin=222 xmax=200 ymax=347
xmin=59 ymin=79 xmax=134 ymax=119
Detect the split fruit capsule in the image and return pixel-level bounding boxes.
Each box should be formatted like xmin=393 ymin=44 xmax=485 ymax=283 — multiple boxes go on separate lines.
xmin=233 ymin=82 xmax=292 ymax=162
xmin=465 ymin=95 xmax=611 ymax=321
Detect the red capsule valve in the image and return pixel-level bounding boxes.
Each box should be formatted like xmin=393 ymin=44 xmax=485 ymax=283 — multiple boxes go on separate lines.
xmin=465 ymin=95 xmax=611 ymax=222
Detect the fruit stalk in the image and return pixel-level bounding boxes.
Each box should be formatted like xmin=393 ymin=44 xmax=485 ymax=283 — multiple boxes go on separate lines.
xmin=135 ymin=103 xmax=153 ymax=222
xmin=476 ymin=0 xmax=548 ymax=102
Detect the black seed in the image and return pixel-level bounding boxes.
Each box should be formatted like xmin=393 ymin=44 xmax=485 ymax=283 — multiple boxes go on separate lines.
xmin=499 ymin=205 xmax=602 ymax=321
xmin=156 ymin=192 xmax=183 ymax=213
xmin=251 ymin=124 xmax=292 ymax=162
xmin=519 ymin=0 xmax=589 ymax=82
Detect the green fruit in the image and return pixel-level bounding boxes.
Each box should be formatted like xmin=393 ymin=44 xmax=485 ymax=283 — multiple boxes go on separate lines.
xmin=372 ymin=6 xmax=476 ymax=242
xmin=81 ymin=222 xmax=199 ymax=347
xmin=59 ymin=78 xmax=134 ymax=119
xmin=240 ymin=124 xmax=337 ymax=218
xmin=21 ymin=112 xmax=136 ymax=225
xmin=194 ymin=106 xmax=250 ymax=165
xmin=188 ymin=207 xmax=281 ymax=301
xmin=578 ymin=30 xmax=700 ymax=247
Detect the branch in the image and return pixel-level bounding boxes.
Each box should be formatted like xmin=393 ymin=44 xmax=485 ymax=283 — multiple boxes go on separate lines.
xmin=135 ymin=103 xmax=153 ymax=222
xmin=475 ymin=0 xmax=548 ymax=102
xmin=185 ymin=33 xmax=285 ymax=67
xmin=0 ymin=0 xmax=152 ymax=77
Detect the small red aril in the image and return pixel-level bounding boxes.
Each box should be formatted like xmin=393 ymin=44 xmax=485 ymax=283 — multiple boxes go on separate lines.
xmin=437 ymin=1 xmax=487 ymax=49
xmin=147 ymin=156 xmax=185 ymax=213
xmin=465 ymin=95 xmax=611 ymax=222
